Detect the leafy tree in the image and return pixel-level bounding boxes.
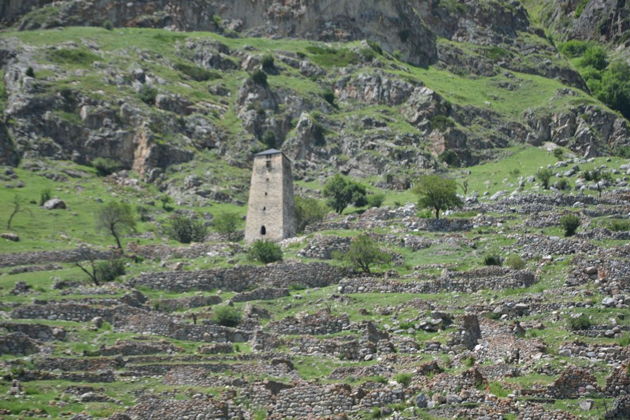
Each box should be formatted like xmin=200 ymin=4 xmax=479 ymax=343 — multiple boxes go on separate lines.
xmin=295 ymin=196 xmax=328 ymax=233
xmin=536 ymin=168 xmax=553 ymax=190
xmin=249 ymin=240 xmax=283 ymax=263
xmin=581 ymin=45 xmax=608 ymax=70
xmin=412 ymin=175 xmax=462 ymax=219
xmin=322 ymin=174 xmax=367 ymax=214
xmin=339 ymin=233 xmax=391 ymax=274
xmin=366 ymin=192 xmax=385 ymax=208
xmin=165 ymin=214 xmax=207 ymax=244
xmin=212 ymin=305 xmax=242 ymax=327
xmin=560 ymin=213 xmax=581 ymax=237
xmin=213 ymin=211 xmax=241 ymax=240
xmin=138 ymin=84 xmax=157 ymax=105
xmin=584 ymin=169 xmax=613 ymax=197
xmin=96 ymin=202 xmax=136 ymax=252
xmin=251 ymin=70 xmax=268 ymax=87
xmin=261 ymin=54 xmax=275 ymax=73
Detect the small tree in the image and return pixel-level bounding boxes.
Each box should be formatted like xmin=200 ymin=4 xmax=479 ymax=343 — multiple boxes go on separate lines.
xmin=322 ymin=174 xmax=367 ymax=214
xmin=251 ymin=70 xmax=268 ymax=87
xmin=560 ymin=213 xmax=581 ymax=237
xmin=412 ymin=175 xmax=462 ymax=219
xmin=261 ymin=54 xmax=275 ymax=73
xmin=6 ymin=195 xmax=31 ymax=230
xmin=340 ymin=234 xmax=391 ymax=274
xmin=165 ymin=214 xmax=208 ymax=244
xmin=96 ymin=202 xmax=136 ymax=252
xmin=536 ymin=168 xmax=553 ymax=190
xmin=74 ymin=249 xmax=126 ymax=286
xmin=584 ymin=169 xmax=613 ymax=197
xmin=213 ymin=305 xmax=242 ymax=327
xmin=213 ymin=211 xmax=241 ymax=240
xmin=249 ymin=240 xmax=283 ymax=263
xmin=295 ymin=196 xmax=328 ymax=233
xmin=39 ymin=188 xmax=52 ymax=206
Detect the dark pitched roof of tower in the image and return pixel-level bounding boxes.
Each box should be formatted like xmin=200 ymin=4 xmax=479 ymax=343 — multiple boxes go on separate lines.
xmin=255 ymin=148 xmax=282 ymax=156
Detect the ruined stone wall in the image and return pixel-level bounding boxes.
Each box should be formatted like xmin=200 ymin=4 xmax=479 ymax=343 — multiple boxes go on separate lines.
xmin=128 ymin=262 xmax=345 ymax=292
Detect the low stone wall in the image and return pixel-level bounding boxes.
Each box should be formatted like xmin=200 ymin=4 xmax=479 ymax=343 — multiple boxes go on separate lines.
xmin=128 ymin=262 xmax=346 ymax=292
xmin=11 ymin=303 xmax=143 ymax=323
xmin=267 ymin=310 xmax=351 ymax=335
xmin=0 ymin=332 xmax=39 ymax=355
xmin=0 ymin=247 xmax=114 ymax=268
xmin=338 ymin=269 xmax=536 ymax=294
xmin=0 ymin=322 xmax=66 ymax=341
xmin=231 ymin=287 xmax=289 ymax=303
xmin=153 ymin=295 xmax=222 ymax=312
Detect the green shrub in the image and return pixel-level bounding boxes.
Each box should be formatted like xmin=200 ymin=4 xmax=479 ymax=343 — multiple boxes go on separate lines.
xmin=608 ymin=219 xmax=630 ymax=232
xmin=213 ymin=305 xmax=242 ymax=327
xmin=554 ymin=179 xmax=570 ymax=191
xmin=567 ymin=314 xmax=591 ymax=330
xmin=483 ymin=254 xmax=503 ymax=266
xmin=366 ymin=193 xmax=385 ymax=208
xmin=559 ymin=40 xmax=592 ymax=57
xmin=560 ymin=213 xmax=581 ymax=237
xmin=505 ymin=254 xmax=525 ymax=270
xmin=102 ymin=19 xmax=113 ymax=30
xmin=261 ymin=54 xmax=275 ymax=72
xmin=439 ymin=149 xmax=460 ymax=166
xmin=25 ymin=66 xmax=35 ymax=78
xmin=463 ymin=356 xmax=475 ymax=368
xmin=338 ymin=233 xmax=391 ymax=274
xmin=92 ymin=157 xmax=122 ymax=176
xmin=174 ymin=62 xmax=221 ymax=82
xmin=94 ymin=259 xmax=126 ymax=283
xmin=48 ymin=48 xmax=99 ymax=66
xmin=138 ymin=85 xmax=158 ymax=105
xmin=212 ymin=212 xmax=241 ymax=238
xmin=304 ymin=45 xmax=360 ymax=67
xmin=251 ymin=70 xmax=268 ymax=87
xmin=323 ymin=174 xmax=367 ymax=214
xmin=322 ymin=89 xmax=335 ymax=106
xmin=165 ymin=214 xmax=208 ymax=244
xmin=581 ymin=46 xmax=608 ymax=70
xmin=295 ymin=196 xmax=328 ymax=233
xmin=430 ymin=115 xmax=455 ymax=131
xmin=262 ymin=130 xmax=276 ymax=148
xmin=394 ymin=373 xmax=412 ymax=387
xmin=553 ymin=148 xmax=564 ymax=160
xmin=367 ymin=40 xmax=382 ymax=54
xmin=249 ymin=240 xmax=283 ymax=263
xmin=39 ymin=188 xmax=51 ymax=206
xmin=136 ymin=205 xmax=151 ymax=222
xmin=370 ymin=375 xmax=387 ymax=384
xmin=536 ymin=168 xmax=553 ymax=189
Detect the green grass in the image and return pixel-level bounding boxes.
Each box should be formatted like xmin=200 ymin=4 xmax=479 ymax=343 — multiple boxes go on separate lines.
xmin=47 ymin=48 xmax=100 ymax=67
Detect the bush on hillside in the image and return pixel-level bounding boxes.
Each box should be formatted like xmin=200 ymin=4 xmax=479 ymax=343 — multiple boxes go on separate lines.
xmin=213 ymin=305 xmax=242 ymax=327
xmin=166 ymin=214 xmax=208 ymax=244
xmin=249 ymin=240 xmax=283 ymax=264
xmin=560 ymin=213 xmax=581 ymax=237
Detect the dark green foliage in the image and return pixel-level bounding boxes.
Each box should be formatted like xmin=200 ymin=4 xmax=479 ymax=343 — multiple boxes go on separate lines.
xmin=304 ymin=45 xmax=360 ymax=67
xmin=412 ymin=175 xmax=463 ymax=219
xmin=249 ymin=240 xmax=283 ymax=264
xmin=92 ymin=157 xmax=122 ymax=176
xmin=608 ymin=219 xmax=630 ymax=232
xmin=554 ymin=179 xmax=570 ymax=191
xmin=323 ymin=174 xmax=367 ymax=214
xmin=262 ymin=130 xmax=276 ymax=148
xmin=483 ymin=254 xmax=503 ymax=266
xmin=96 ymin=202 xmax=136 ymax=251
xmin=159 ymin=195 xmax=174 ymax=212
xmin=575 ymin=0 xmax=589 ymax=17
xmin=463 ymin=356 xmax=475 ymax=367
xmin=261 ymin=54 xmax=275 ymax=72
xmin=535 ymin=168 xmax=553 ymax=189
xmin=212 ymin=305 xmax=242 ymax=327
xmin=559 ymin=40 xmax=591 ymax=58
xmin=138 ymin=85 xmax=158 ymax=105
xmin=102 ymin=20 xmax=113 ymax=30
xmin=6 ymin=195 xmax=29 ymax=230
xmin=94 ymin=259 xmax=126 ymax=283
xmin=212 ymin=211 xmax=241 ymax=239
xmin=553 ymin=148 xmax=564 ymax=160
xmin=591 ymin=61 xmax=630 ymax=119
xmin=295 ymin=196 xmax=328 ymax=233
xmin=394 ymin=373 xmax=412 ymax=387
xmin=174 ymin=63 xmax=221 ymax=82
xmin=165 ymin=214 xmax=208 ymax=244
xmin=367 ymin=40 xmax=383 ymax=55
xmin=430 ymin=115 xmax=455 ymax=131
xmin=584 ymin=169 xmax=613 ymax=197
xmin=505 ymin=254 xmax=525 ymax=269
xmin=567 ymin=314 xmax=591 ymax=330
xmin=322 ymin=89 xmax=335 ymax=106
xmin=366 ymin=193 xmax=385 ymax=208
xmin=581 ymin=46 xmax=608 ymax=70
xmin=48 ymin=48 xmax=99 ymax=66
xmin=136 ymin=205 xmax=151 ymax=222
xmin=39 ymin=188 xmax=51 ymax=206
xmin=613 ymin=145 xmax=630 ymax=158
xmin=439 ymin=150 xmax=460 ymax=166
xmin=560 ymin=213 xmax=581 ymax=237
xmin=339 ymin=234 xmax=392 ymax=274
xmin=25 ymin=67 xmax=35 ymax=78
xmin=559 ymin=40 xmax=592 ymax=57
xmin=251 ymin=70 xmax=268 ymax=87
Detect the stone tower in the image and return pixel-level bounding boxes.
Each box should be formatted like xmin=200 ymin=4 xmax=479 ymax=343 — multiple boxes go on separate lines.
xmin=245 ymin=149 xmax=296 ymax=243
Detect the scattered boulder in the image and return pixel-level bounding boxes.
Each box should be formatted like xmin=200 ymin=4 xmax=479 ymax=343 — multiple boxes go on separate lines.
xmin=42 ymin=198 xmax=66 ymax=210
